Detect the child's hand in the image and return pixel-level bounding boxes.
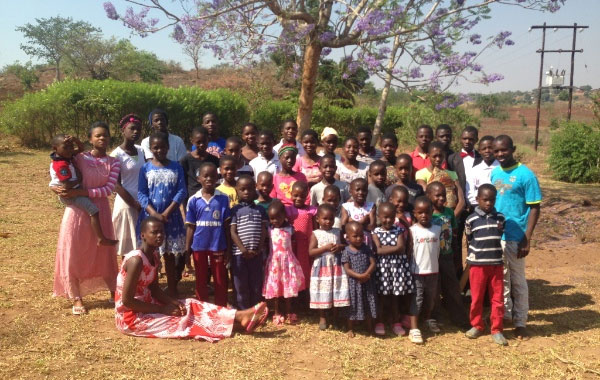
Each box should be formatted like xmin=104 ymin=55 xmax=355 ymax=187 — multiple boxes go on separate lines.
xmin=331 ymin=244 xmax=344 ymax=254
xmin=161 ymin=303 xmax=184 ymax=316
xmin=358 ymin=273 xmax=370 ymax=283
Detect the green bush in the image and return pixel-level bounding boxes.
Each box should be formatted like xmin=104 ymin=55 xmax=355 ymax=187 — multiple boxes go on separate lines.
xmin=0 ymin=79 xmax=249 ymax=147
xmin=251 ymin=99 xmax=478 ymax=147
xmin=549 ymin=121 xmax=600 ymax=183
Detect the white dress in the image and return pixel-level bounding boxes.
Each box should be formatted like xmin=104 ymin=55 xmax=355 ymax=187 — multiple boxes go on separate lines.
xmin=111 ymin=145 xmax=144 ymax=255
xmin=336 ymin=159 xmax=368 ymax=184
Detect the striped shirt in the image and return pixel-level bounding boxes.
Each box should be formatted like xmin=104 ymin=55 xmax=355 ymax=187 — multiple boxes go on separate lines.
xmin=231 ymin=202 xmax=267 ymax=256
xmin=465 ymin=207 xmax=505 ymax=265
xmin=75 ymin=152 xmax=121 ymax=198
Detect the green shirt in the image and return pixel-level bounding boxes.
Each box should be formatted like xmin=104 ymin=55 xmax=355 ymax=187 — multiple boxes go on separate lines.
xmin=432 ymin=207 xmax=457 ymax=256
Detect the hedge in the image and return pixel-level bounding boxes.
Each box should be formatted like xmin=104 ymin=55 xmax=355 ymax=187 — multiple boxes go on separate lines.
xmin=549 ymin=121 xmax=600 ymax=183
xmin=0 ymin=79 xmax=249 ymax=147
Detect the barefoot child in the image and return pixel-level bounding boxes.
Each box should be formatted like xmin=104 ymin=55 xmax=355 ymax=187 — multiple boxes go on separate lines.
xmin=216 ymin=155 xmax=239 ymax=208
xmin=294 ymin=129 xmax=322 ymax=187
xmin=255 ymin=171 xmax=274 ymax=211
xmin=309 ymin=204 xmax=349 ymax=330
xmin=309 ymin=154 xmax=349 ymax=206
xmin=116 ymin=216 xmax=268 ymax=341
xmin=137 ymin=132 xmax=187 ymax=297
xmin=342 ymin=221 xmax=377 ymax=337
xmin=464 ymin=184 xmax=508 ymax=346
xmin=241 ymin=122 xmax=259 ymax=163
xmin=270 ymin=144 xmax=308 ymax=206
xmin=427 ymin=182 xmax=470 ymax=330
xmin=185 ymin=162 xmax=231 ymax=306
xmin=408 ymin=196 xmax=441 ymax=344
xmin=372 ymin=202 xmax=414 ymax=336
xmin=230 ymin=175 xmax=268 ymax=309
xmin=263 ymin=201 xmax=306 ymax=325
xmin=341 ymin=178 xmax=376 ymax=245
xmin=50 ymin=134 xmax=118 ymax=246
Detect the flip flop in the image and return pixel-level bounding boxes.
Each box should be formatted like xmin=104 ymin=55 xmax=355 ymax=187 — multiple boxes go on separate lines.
xmin=245 ymin=302 xmax=268 ymax=333
xmin=72 ymin=305 xmax=87 ymax=315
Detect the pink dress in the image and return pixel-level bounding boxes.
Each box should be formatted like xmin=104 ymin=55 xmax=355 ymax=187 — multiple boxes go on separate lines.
xmin=293 ymin=156 xmax=322 ymax=186
xmin=285 ymin=205 xmax=317 ymax=285
xmin=270 ymin=172 xmax=308 ymax=206
xmin=263 ymin=226 xmax=306 ymax=298
xmin=53 ymin=152 xmax=120 ymax=299
xmin=115 ymin=250 xmax=236 ymax=342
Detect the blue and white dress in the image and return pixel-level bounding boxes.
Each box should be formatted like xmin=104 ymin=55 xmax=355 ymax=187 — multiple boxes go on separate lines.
xmin=137 ymin=160 xmax=187 ymax=256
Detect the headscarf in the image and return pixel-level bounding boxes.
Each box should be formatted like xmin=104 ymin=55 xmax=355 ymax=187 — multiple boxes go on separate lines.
xmin=321 ymin=127 xmax=339 ymax=140
xmin=278 ymin=143 xmax=298 ymax=157
xmin=118 ymin=113 xmax=142 ymax=130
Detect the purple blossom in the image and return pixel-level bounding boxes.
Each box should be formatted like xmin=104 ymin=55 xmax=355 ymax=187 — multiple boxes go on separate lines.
xmin=481 ymin=73 xmax=504 ymax=84
xmin=173 ymin=25 xmax=185 ymax=43
xmin=103 ymin=2 xmax=118 ymax=20
xmin=471 ymin=63 xmax=483 ymax=72
xmin=123 ymin=6 xmax=151 ymax=36
xmin=321 ymin=47 xmax=332 ymax=57
xmin=505 ymin=39 xmax=515 ymax=46
xmin=494 ymin=31 xmax=513 ymax=48
xmin=319 ymin=31 xmax=336 ymax=43
xmin=409 ymin=67 xmax=423 ymax=79
xmin=469 ymin=34 xmax=481 ymax=45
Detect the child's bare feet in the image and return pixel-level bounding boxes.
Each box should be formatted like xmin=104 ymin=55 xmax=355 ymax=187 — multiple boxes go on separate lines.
xmin=236 ymin=302 xmax=267 ymax=330
xmin=98 ymin=238 xmax=119 ymax=246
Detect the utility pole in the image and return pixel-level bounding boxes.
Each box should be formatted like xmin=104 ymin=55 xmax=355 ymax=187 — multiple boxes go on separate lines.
xmin=531 ymin=23 xmax=588 ymax=151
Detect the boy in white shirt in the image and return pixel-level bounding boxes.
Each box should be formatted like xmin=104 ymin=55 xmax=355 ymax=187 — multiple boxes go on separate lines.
xmin=465 ymin=136 xmax=499 ymax=208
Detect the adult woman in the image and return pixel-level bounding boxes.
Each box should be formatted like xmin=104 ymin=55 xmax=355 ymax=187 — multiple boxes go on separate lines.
xmin=111 ymin=114 xmax=144 ymax=257
xmin=52 ymin=122 xmax=121 ymax=315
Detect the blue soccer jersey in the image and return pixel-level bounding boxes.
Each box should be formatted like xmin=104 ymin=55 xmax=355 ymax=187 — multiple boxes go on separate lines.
xmin=185 ymin=190 xmax=231 ymax=252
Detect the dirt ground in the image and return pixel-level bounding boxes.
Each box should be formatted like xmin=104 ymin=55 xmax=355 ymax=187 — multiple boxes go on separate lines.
xmin=0 ymin=133 xmax=599 ymax=380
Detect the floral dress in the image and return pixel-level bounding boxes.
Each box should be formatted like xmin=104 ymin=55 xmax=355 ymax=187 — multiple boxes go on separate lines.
xmin=373 ymin=226 xmax=415 ymax=296
xmin=263 ymin=226 xmax=306 ymax=299
xmin=115 ymin=250 xmax=236 ymax=342
xmin=286 ymin=205 xmax=317 ymax=285
xmin=309 ymin=229 xmax=350 ymax=309
xmin=341 ymin=245 xmax=377 ymax=321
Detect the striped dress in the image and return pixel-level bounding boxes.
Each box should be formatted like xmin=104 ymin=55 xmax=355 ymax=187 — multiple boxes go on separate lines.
xmin=309 ymin=229 xmax=350 ymax=309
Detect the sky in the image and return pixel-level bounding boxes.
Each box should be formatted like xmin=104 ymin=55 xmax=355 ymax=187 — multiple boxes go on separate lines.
xmin=1 ymin=0 xmax=598 ymax=93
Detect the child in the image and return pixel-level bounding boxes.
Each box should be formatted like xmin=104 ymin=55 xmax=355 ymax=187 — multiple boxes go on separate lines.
xmin=270 ymin=144 xmax=308 ymax=206
xmin=416 ymin=141 xmax=465 ymax=217
xmin=216 ymin=155 xmax=239 ymax=208
xmin=274 ymin=119 xmax=306 ymax=157
xmin=230 ymin=175 xmax=268 ymax=309
xmin=202 ymin=113 xmax=226 ymax=158
xmin=427 ymin=181 xmax=470 ymax=330
xmin=322 ymin=185 xmax=343 ymax=229
xmin=255 ymin=171 xmax=274 ymax=211
xmin=372 ymin=202 xmax=414 ymax=336
xmin=319 ymin=127 xmax=341 ymax=161
xmin=137 ymin=132 xmax=187 ymax=297
xmin=464 ymin=184 xmax=508 ymax=346
xmin=249 ymin=130 xmax=280 ymax=181
xmin=180 ymin=126 xmax=220 ymax=201
xmin=310 ymin=154 xmax=350 ymax=206
xmin=185 ymin=162 xmax=230 ymax=306
xmin=366 ymin=160 xmax=388 ymax=207
xmin=293 ymin=129 xmax=322 ymax=187
xmin=410 ymin=124 xmax=435 ymax=174
xmin=223 ymin=136 xmax=254 ymax=178
xmin=356 ymin=126 xmax=384 ymax=164
xmin=465 ymin=135 xmax=499 ymax=209
xmin=336 ymin=137 xmax=368 ymax=184
xmin=263 ymin=200 xmax=306 ymax=325
xmin=50 ymin=134 xmax=118 ymax=246
xmin=342 ymin=221 xmax=377 ymax=337
xmin=385 ymin=154 xmax=425 ymax=208
xmin=408 ymin=196 xmax=442 ymax=344
xmin=285 ymin=181 xmax=317 ymax=292
xmin=241 ymin=122 xmax=259 ymax=163
xmin=389 ymin=185 xmax=413 ymax=227
xmin=309 ymin=203 xmax=349 ymax=330
xmin=141 ymin=109 xmax=187 ymax=162
xmin=341 ymin=178 xmax=376 ymax=245
xmin=380 ymin=132 xmax=399 ymax=186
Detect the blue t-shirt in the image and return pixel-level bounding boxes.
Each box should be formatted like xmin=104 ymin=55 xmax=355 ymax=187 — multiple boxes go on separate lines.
xmin=491 ymin=163 xmax=542 ymax=242
xmin=192 ymin=138 xmax=226 ymax=158
xmin=185 ymin=191 xmax=231 ymax=251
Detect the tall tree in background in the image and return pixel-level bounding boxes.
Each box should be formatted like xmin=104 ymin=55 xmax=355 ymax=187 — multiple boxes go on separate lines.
xmin=16 ymin=17 xmax=99 ymax=81
xmin=104 ymin=0 xmax=565 ymax=135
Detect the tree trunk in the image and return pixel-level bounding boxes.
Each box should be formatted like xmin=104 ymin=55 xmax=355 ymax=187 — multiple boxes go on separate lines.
xmin=296 ymin=42 xmax=322 ymax=132
xmin=55 ymin=57 xmax=61 ymax=81
xmin=372 ymin=35 xmax=402 ymax=146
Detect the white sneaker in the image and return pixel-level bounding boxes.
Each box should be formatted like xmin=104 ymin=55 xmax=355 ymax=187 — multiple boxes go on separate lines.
xmin=409 ymin=329 xmax=423 ymax=344
xmin=425 ymin=319 xmax=441 ymax=333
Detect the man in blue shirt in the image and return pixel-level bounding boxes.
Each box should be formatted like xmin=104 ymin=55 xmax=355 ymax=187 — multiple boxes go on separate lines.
xmin=491 ymin=135 xmax=542 ymax=340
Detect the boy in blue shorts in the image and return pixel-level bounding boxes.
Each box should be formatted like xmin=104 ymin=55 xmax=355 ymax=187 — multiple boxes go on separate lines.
xmin=185 ymin=162 xmax=231 ymax=307
xmin=491 ymin=135 xmax=542 ymax=340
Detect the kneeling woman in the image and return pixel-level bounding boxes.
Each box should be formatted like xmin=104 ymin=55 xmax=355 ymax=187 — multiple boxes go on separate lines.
xmin=115 ymin=217 xmax=268 ymax=341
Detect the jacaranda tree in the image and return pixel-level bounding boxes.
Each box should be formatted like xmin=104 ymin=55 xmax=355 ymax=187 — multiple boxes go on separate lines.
xmin=104 ymin=0 xmax=565 ymax=138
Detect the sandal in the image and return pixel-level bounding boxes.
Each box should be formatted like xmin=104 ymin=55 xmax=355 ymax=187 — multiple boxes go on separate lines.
xmin=392 ymin=323 xmax=406 ymax=336
xmin=72 ymin=305 xmax=87 ymax=315
xmin=286 ymin=313 xmax=298 ymax=325
xmin=375 ymin=323 xmax=386 ymax=336
xmin=245 ymin=302 xmax=268 ymax=333
xmin=272 ymin=314 xmax=285 ymax=326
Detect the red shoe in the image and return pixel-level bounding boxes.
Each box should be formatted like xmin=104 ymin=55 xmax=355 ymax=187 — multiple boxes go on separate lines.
xmin=286 ymin=313 xmax=298 ymax=325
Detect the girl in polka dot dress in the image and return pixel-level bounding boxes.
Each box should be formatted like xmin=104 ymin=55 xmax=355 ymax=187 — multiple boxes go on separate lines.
xmin=372 ymin=202 xmax=415 ymax=336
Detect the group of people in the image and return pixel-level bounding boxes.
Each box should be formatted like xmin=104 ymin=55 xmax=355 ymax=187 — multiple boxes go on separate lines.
xmin=50 ymin=110 xmax=541 ymax=345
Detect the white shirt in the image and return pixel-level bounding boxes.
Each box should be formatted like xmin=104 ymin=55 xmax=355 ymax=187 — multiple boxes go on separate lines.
xmin=410 ymin=224 xmax=441 ymax=275
xmin=466 ymin=159 xmax=500 ymax=206
xmin=110 ymin=145 xmax=144 ymax=198
xmin=141 ymin=133 xmax=188 ymax=162
xmin=274 ymin=139 xmax=306 ymax=157
xmin=336 ymin=159 xmax=368 ymax=184
xmin=309 ymin=180 xmax=350 ymax=206
xmin=249 ymin=153 xmax=281 ymax=181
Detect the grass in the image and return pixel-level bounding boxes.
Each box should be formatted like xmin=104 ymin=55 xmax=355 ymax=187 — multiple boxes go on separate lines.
xmin=0 ymin=142 xmax=599 ymax=379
